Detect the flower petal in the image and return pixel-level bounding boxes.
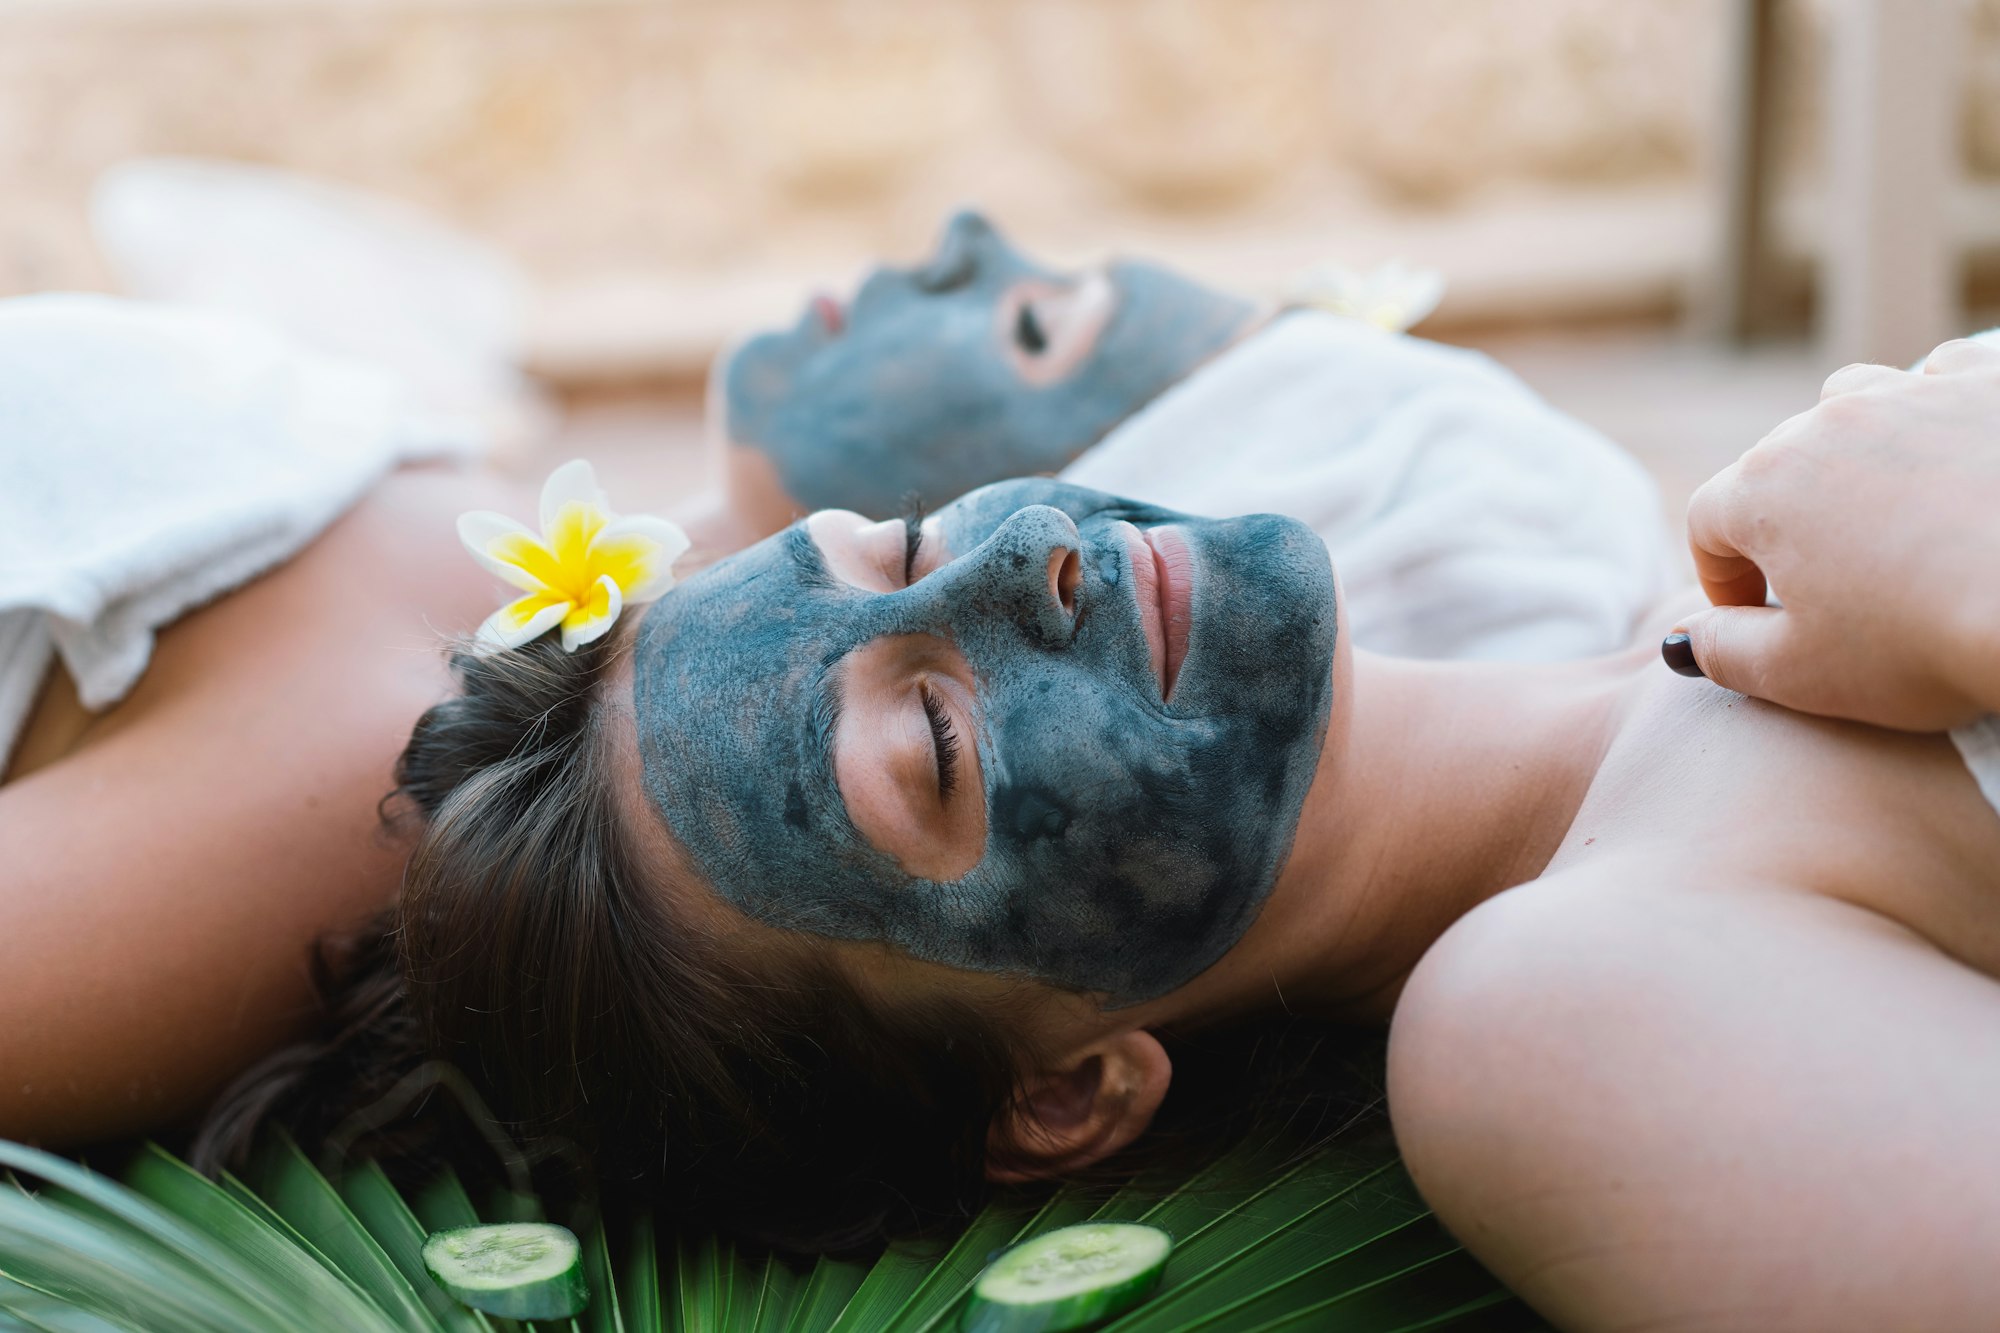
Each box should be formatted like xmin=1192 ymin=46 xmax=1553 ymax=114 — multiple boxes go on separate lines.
xmin=1365 ymin=263 xmax=1445 ymax=333
xmin=590 ymin=513 xmax=692 ymax=602
xmin=1285 ymin=260 xmax=1444 ymax=334
xmin=457 ymin=511 xmax=553 ymax=593
xmin=560 ymin=574 xmax=623 ymax=651
xmin=491 ymin=529 xmax=574 ymax=595
xmin=540 ymin=459 xmax=610 ymax=533
xmin=545 ymin=498 xmax=610 ymax=579
xmin=477 ymin=591 xmax=571 ymax=649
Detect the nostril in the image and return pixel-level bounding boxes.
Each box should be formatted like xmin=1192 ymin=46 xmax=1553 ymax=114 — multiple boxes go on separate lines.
xmin=1050 ymin=548 xmax=1081 ymax=615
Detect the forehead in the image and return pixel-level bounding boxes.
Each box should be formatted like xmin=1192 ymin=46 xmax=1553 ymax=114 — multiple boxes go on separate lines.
xmin=633 ymin=524 xmax=860 ymax=796
xmin=601 ymin=682 xmax=743 ymax=935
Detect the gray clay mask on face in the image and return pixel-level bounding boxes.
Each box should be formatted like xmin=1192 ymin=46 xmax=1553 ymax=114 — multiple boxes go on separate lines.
xmin=632 ymin=479 xmax=1337 ymax=1002
xmin=724 ymin=210 xmax=1257 ymax=517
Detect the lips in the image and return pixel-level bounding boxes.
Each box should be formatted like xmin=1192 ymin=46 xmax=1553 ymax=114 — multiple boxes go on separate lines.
xmin=1121 ymin=522 xmax=1194 ymax=700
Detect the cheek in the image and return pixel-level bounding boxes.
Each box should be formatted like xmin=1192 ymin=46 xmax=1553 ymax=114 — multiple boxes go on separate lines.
xmin=723 ymin=325 xmax=829 ymax=420
xmin=983 ymin=692 xmax=1190 ymax=849
xmin=807 ymin=350 xmax=993 ymax=453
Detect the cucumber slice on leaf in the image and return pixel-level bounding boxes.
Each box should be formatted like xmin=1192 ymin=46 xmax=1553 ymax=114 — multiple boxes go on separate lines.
xmin=962 ymin=1221 xmax=1172 ymax=1332
xmin=421 ymin=1221 xmax=590 ymax=1319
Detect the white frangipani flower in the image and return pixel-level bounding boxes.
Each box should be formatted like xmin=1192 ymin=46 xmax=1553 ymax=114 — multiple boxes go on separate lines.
xmin=1285 ymin=260 xmax=1446 ymax=334
xmin=457 ymin=459 xmax=690 ymax=652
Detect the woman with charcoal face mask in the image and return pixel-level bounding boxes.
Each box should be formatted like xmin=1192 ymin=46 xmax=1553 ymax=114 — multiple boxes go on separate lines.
xmin=199 ymin=456 xmax=2000 ymax=1332
xmin=717 ymin=209 xmax=1669 ymax=663
xmin=0 ymin=209 xmax=1668 ymax=1167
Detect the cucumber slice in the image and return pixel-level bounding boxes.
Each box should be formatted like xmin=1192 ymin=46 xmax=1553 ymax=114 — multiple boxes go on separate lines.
xmin=421 ymin=1221 xmax=590 ymax=1319
xmin=961 ymin=1221 xmax=1172 ymax=1333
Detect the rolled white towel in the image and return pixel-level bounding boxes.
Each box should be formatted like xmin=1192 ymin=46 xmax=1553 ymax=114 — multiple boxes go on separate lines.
xmin=0 ymin=293 xmax=477 ymax=767
xmin=1060 ymin=308 xmax=1675 ymax=662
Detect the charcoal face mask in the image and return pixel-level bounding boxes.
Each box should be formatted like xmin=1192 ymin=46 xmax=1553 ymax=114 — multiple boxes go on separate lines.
xmin=631 ymin=479 xmax=1336 ymax=1002
xmin=723 ymin=210 xmax=1256 ymax=518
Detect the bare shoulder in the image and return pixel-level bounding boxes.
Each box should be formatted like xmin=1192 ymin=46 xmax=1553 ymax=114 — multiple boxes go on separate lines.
xmin=109 ymin=465 xmax=529 ymax=757
xmin=1388 ymin=861 xmax=2000 ymax=1330
xmin=0 ymin=464 xmax=528 ymax=1145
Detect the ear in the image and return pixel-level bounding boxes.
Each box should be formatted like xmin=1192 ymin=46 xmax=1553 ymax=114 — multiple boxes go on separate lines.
xmin=985 ymin=1029 xmax=1172 ymax=1183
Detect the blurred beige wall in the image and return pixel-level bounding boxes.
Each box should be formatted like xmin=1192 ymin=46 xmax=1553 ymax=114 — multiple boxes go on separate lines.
xmin=0 ymin=1 xmax=1721 ymax=288
xmin=4 ymin=0 xmax=1998 ymax=373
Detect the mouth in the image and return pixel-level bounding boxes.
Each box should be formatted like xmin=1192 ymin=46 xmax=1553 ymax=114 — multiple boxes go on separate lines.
xmin=1121 ymin=522 xmax=1194 ymax=701
xmin=809 ymin=291 xmax=846 ymax=336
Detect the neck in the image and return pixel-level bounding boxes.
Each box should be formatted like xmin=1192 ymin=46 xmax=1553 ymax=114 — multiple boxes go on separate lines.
xmin=1177 ymin=649 xmax=1636 ymax=1028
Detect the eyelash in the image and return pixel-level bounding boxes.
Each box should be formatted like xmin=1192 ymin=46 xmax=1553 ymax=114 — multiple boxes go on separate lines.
xmin=1015 ymin=303 xmax=1048 ymax=355
xmin=901 ymin=511 xmax=925 ymax=585
xmin=919 ymin=682 xmax=960 ymax=799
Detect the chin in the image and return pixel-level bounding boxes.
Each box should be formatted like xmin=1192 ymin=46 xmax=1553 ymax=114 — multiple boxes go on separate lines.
xmin=718 ymin=330 xmax=802 ymax=442
xmin=1175 ymin=511 xmax=1337 ymax=707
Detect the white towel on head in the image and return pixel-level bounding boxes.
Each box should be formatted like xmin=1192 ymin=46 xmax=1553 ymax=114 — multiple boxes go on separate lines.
xmin=1059 ymin=309 xmax=1674 ymax=662
xmin=0 ymin=293 xmax=477 ymax=768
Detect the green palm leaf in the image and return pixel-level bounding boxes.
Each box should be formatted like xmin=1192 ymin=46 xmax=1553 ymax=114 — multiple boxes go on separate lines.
xmin=0 ymin=1133 xmax=1543 ymax=1332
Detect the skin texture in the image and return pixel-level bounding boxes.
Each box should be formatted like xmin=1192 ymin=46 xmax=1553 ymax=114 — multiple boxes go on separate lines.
xmin=721 ymin=210 xmax=1257 ymax=518
xmin=629 ymin=478 xmax=1337 ymax=1002
xmin=954 ymin=576 xmax=2000 ymax=1327
xmin=1677 ymin=336 xmax=2000 ymax=729
xmin=0 ymin=467 xmax=525 ymax=1145
xmin=12 ymin=459 xmax=2000 ymax=1325
xmin=1373 ymin=606 xmax=2000 ymax=1331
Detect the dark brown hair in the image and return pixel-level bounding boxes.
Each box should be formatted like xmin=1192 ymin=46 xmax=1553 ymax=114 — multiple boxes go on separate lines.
xmin=196 ymin=631 xmax=1383 ymax=1255
xmin=198 ymin=632 xmax=1044 ymax=1252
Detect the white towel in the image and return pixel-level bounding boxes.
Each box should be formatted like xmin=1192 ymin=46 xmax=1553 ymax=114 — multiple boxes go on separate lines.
xmin=1951 ymin=715 xmax=2000 ymax=819
xmin=0 ymin=294 xmax=476 ymax=768
xmin=1942 ymin=332 xmax=2000 ymax=823
xmin=1060 ymin=309 xmax=1674 ymax=662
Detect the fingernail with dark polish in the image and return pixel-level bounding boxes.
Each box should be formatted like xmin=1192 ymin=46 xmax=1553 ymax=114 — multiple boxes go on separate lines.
xmin=1661 ymin=632 xmax=1705 ymax=678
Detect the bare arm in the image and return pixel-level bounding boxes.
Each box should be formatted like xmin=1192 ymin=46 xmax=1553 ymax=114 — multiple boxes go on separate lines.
xmin=1390 ymin=867 xmax=2000 ymax=1332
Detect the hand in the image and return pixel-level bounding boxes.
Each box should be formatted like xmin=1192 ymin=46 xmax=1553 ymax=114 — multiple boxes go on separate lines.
xmin=1674 ymin=337 xmax=2000 ymax=731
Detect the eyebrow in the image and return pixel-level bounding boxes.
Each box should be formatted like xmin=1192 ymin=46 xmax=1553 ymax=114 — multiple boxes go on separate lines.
xmin=784 ymin=524 xmax=839 ymax=589
xmin=807 ymin=659 xmax=847 ymax=772
xmin=897 ymin=501 xmax=926 ymax=581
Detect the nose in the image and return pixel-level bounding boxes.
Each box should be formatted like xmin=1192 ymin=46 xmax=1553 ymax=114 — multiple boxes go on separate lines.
xmin=935 ymin=504 xmax=1081 ymax=647
xmin=914 ymin=209 xmax=995 ymax=293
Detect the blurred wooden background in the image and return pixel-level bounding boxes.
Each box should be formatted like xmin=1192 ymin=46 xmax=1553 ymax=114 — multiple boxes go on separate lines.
xmin=6 ymin=0 xmax=1998 ymax=380
xmin=8 ymin=0 xmax=1999 ymax=542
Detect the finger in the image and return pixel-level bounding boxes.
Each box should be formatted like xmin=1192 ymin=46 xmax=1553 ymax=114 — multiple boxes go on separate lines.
xmin=1673 ymin=605 xmax=1819 ymax=712
xmin=1917 ymin=337 xmax=2000 ymax=376
xmin=1819 ymin=361 xmax=1905 ymax=400
xmin=1685 ymin=466 xmax=1769 ymax=608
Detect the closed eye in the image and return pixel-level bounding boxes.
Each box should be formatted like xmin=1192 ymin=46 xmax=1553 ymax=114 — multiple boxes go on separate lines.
xmin=1015 ymin=303 xmax=1048 ymax=355
xmin=828 ymin=633 xmax=988 ymax=881
xmin=919 ymin=682 xmax=960 ymax=798
xmin=901 ymin=509 xmax=926 ymax=585
xmin=997 ymin=273 xmax=1114 ymax=385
